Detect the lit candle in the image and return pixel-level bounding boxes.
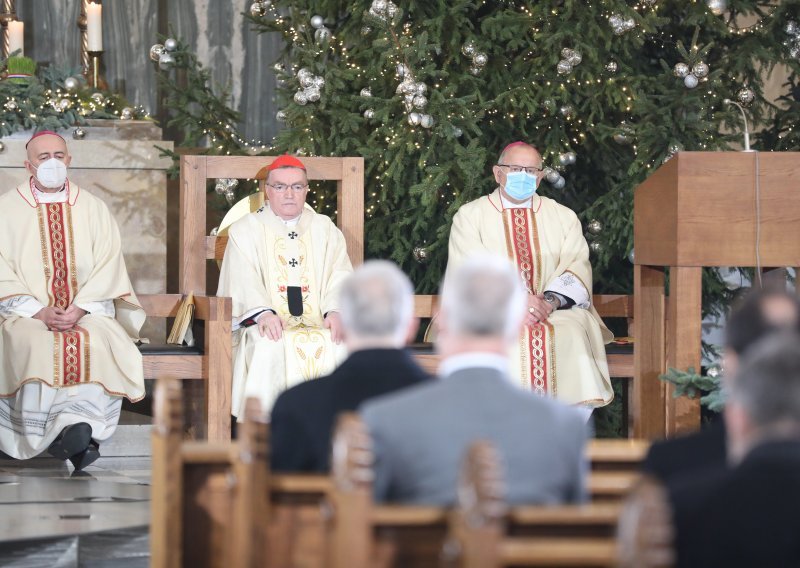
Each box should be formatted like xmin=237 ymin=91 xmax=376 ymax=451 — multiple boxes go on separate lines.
xmin=8 ymin=21 xmax=23 ymax=57
xmin=87 ymin=3 xmax=103 ymax=52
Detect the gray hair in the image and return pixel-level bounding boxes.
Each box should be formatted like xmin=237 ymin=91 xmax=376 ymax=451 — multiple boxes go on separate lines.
xmin=441 ymin=254 xmax=526 ymax=342
xmin=730 ymin=332 xmax=800 ymax=429
xmin=339 ymin=260 xmax=414 ymax=343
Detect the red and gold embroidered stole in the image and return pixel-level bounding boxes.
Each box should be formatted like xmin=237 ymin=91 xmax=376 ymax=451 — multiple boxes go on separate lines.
xmin=502 ymin=208 xmax=556 ymax=397
xmin=37 ymin=203 xmax=90 ymax=386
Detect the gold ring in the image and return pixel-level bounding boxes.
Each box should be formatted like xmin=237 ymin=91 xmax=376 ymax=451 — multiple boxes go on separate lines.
xmin=528 ymin=307 xmax=536 ymax=314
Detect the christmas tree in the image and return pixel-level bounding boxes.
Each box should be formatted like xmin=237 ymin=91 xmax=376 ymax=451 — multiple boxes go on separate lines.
xmin=235 ymin=0 xmax=793 ymax=299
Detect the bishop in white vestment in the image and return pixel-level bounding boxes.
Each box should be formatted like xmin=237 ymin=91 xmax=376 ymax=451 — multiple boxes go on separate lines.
xmin=0 ymin=132 xmax=145 ymax=468
xmin=447 ymin=142 xmax=613 ymax=407
xmin=217 ymin=155 xmax=352 ymax=417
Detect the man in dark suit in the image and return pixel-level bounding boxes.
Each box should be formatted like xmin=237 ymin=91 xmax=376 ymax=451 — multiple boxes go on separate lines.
xmin=669 ymin=333 xmax=800 ymax=567
xmin=642 ymin=288 xmax=800 ymax=483
xmin=361 ymin=255 xmax=588 ymax=505
xmin=270 ymin=260 xmax=430 ymax=473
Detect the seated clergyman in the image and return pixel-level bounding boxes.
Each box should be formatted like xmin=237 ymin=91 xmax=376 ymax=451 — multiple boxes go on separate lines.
xmin=217 ymin=154 xmax=353 ymax=418
xmin=0 ymin=131 xmax=145 ymax=470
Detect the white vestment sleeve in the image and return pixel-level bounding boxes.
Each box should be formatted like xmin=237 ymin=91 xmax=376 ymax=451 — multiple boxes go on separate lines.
xmin=0 ymin=295 xmax=45 ymax=318
xmin=232 ymin=307 xmax=271 ymax=331
xmin=545 ymin=272 xmax=590 ymax=309
xmin=75 ymin=299 xmax=116 ymax=317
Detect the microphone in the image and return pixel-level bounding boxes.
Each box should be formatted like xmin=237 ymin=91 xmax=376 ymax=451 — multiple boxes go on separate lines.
xmin=723 ymin=98 xmax=752 ymax=152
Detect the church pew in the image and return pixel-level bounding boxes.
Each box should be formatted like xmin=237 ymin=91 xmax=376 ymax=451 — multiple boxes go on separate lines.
xmin=150 ymin=378 xmax=268 ymax=568
xmin=326 ymin=414 xmax=644 ymax=568
xmin=138 ymin=293 xmax=232 ymax=442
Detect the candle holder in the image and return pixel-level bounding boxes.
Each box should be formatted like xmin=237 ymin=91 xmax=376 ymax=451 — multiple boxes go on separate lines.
xmin=0 ymin=0 xmax=17 ymax=60
xmin=87 ymin=50 xmax=107 ymax=90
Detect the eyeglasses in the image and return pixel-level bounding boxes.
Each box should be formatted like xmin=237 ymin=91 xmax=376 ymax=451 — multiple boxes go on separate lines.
xmin=267 ymin=183 xmax=309 ymax=193
xmin=497 ymin=164 xmax=544 ymax=175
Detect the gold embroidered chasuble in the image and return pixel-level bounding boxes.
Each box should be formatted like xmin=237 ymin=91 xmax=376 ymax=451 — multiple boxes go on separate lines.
xmin=218 ymin=203 xmax=352 ymax=417
xmin=0 ymin=182 xmax=145 ymax=401
xmin=448 ymin=189 xmax=613 ymax=407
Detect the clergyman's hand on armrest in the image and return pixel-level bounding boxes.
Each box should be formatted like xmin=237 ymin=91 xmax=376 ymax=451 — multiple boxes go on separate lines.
xmin=257 ymin=311 xmax=286 ymax=341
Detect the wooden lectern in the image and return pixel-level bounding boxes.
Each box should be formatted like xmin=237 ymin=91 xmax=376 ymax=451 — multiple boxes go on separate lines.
xmin=633 ymin=151 xmax=800 ymax=439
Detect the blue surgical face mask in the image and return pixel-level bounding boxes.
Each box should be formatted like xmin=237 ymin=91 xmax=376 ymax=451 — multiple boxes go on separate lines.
xmin=503 ymin=171 xmax=538 ymax=201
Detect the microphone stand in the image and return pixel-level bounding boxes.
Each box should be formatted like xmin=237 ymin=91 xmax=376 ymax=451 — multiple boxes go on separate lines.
xmin=723 ymin=99 xmax=754 ymax=152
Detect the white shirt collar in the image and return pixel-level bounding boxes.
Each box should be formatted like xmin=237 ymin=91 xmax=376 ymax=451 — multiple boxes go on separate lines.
xmin=439 ymin=352 xmax=511 ymax=381
xmin=33 ymin=184 xmax=68 ymax=203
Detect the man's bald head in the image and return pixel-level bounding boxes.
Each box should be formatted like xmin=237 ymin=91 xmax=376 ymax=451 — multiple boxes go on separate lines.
xmin=493 ymin=142 xmax=543 ymax=203
xmin=498 ymin=142 xmax=542 ymax=166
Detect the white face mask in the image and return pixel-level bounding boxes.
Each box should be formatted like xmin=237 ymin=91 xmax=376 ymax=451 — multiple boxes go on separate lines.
xmin=33 ymin=158 xmax=68 ymax=189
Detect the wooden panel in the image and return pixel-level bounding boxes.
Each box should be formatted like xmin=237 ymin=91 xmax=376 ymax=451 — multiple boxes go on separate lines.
xmin=205 ymin=295 xmax=233 ymax=443
xmin=138 ymin=293 xmax=183 ymax=318
xmin=592 ymin=294 xmax=633 ymax=318
xmin=500 ymin=537 xmax=617 ymax=567
xmin=634 ymin=157 xmax=679 ymax=266
xmin=509 ymin=503 xmax=620 ymax=525
xmin=413 ymin=295 xmax=439 ymax=318
xmin=271 ymin=475 xmax=332 ymax=493
xmin=143 ymin=355 xmax=204 ymax=380
xmin=586 ymin=439 xmax=649 ymax=464
xmin=666 ymin=266 xmax=702 ymax=435
xmin=370 ymin=507 xmax=448 ymax=525
xmin=180 ymin=156 xmax=208 ymax=295
xmin=338 ymin=157 xmax=365 ymax=265
xmin=204 ymin=155 xmax=356 ymax=181
xmin=207 ymin=236 xmax=227 ymax=261
xmin=606 ymin=354 xmax=633 ymax=377
xmin=633 ymin=265 xmax=667 ymax=439
xmin=589 ymin=471 xmax=639 ymax=500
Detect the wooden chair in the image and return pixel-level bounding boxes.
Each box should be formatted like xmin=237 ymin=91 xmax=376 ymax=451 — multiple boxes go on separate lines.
xmin=588 ymin=438 xmax=649 ymax=502
xmin=150 ymin=378 xmax=269 ymax=568
xmin=138 ymin=293 xmax=232 ymax=442
xmin=179 ymin=155 xmax=365 ymax=295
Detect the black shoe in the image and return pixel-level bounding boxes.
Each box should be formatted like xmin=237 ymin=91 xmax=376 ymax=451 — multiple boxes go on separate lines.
xmin=47 ymin=422 xmax=92 ymax=460
xmin=69 ymin=440 xmax=100 ymax=471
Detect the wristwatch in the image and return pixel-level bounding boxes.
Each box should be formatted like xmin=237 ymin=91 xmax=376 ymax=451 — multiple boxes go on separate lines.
xmin=543 ymin=291 xmax=562 ymax=311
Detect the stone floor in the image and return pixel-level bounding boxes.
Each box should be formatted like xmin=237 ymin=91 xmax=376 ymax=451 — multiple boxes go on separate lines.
xmin=0 ymin=412 xmax=153 ymax=567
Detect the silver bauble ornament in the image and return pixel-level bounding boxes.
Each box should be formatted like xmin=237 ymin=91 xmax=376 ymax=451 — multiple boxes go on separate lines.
xmin=684 ymin=74 xmax=699 ymax=89
xmin=403 ymin=93 xmax=415 ymax=109
xmin=361 ymin=26 xmax=372 ymax=35
xmin=412 ymin=95 xmax=428 ymax=109
xmin=673 ymin=62 xmax=690 ymax=78
xmin=57 ymin=98 xmax=72 ymax=112
xmin=668 ymin=143 xmax=683 ymax=155
xmin=553 ymin=176 xmax=566 ymax=190
xmin=276 ymin=110 xmax=287 ymax=121
xmin=294 ymin=91 xmax=308 ymax=105
xmin=642 ymin=0 xmax=657 ymax=5
xmin=90 ymin=92 xmax=105 ymax=105
xmin=420 ymin=114 xmax=434 ymax=128
xmin=300 ymin=74 xmax=315 ymax=88
xmin=706 ymin=0 xmax=727 ymax=16
xmin=372 ymin=0 xmax=388 ymax=13
xmin=786 ymin=21 xmax=800 ymax=36
xmin=567 ymin=51 xmax=582 ymax=66
xmin=558 ymin=152 xmax=572 ymax=167
xmin=364 ymin=109 xmax=375 ymax=119
xmin=706 ymin=363 xmax=723 ymax=378
xmin=158 ymin=52 xmax=175 ymax=71
xmin=120 ymin=107 xmax=134 ymax=120
xmin=314 ymin=27 xmax=331 ymax=45
xmin=313 ymin=76 xmax=325 ymax=88
xmin=556 ymin=60 xmax=573 ymax=75
xmin=249 ymin=1 xmax=266 ymax=17
xmin=473 ymin=52 xmax=488 ymax=67
xmin=297 ymin=67 xmax=312 ymax=80
xmin=461 ymin=41 xmax=477 ymax=57
xmin=605 ymin=61 xmax=618 ymax=73
xmin=149 ymin=44 xmax=165 ymax=62
xmin=386 ymin=3 xmax=399 ymax=20
xmin=164 ymin=38 xmax=178 ymax=52
xmin=5 ymin=100 xmax=17 ymax=111
xmin=400 ymin=78 xmax=416 ymax=94
xmin=692 ymin=61 xmax=709 ymax=79
xmin=561 ymin=48 xmax=575 ymax=60
xmin=360 ymin=88 xmax=372 ymax=97
xmin=790 ymin=45 xmax=800 ymax=59
xmin=559 ymin=105 xmax=573 ymax=118
xmin=64 ymin=76 xmax=80 ymax=91
xmin=408 ymin=112 xmax=421 ymax=126
xmin=628 ymin=248 xmax=635 ymax=264
xmin=587 ymin=219 xmax=603 ymax=234
xmin=736 ymin=87 xmax=755 ymax=106
xmin=310 ymin=15 xmax=324 ymax=29
xmin=452 ymin=126 xmax=463 ymax=137
xmin=413 ymin=246 xmax=429 ymax=263
xmin=613 ymin=122 xmax=633 ymax=145
xmin=545 ymin=168 xmax=560 ymax=183
xmin=305 ymin=87 xmax=321 ymax=102
xmin=469 ymin=66 xmax=482 ymax=76
xmin=0 ymin=141 xmax=5 ymax=153
xmin=396 ymin=63 xmax=410 ymax=78
xmin=415 ymin=82 xmax=428 ymax=95
xmin=589 ymin=241 xmax=603 ymax=253
xmin=72 ymin=127 xmax=87 ymax=140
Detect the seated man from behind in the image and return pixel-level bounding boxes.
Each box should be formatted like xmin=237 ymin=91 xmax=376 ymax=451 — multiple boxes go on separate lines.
xmin=669 ymin=332 xmax=800 ymax=567
xmin=217 ymin=155 xmax=353 ymax=418
xmin=270 ymin=260 xmax=430 ymax=473
xmin=361 ymin=254 xmax=588 ymax=505
xmin=642 ymin=287 xmax=800 ymax=483
xmin=0 ymin=131 xmax=145 ymax=470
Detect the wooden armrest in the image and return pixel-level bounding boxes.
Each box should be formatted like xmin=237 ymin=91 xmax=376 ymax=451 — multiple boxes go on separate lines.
xmin=587 ymin=439 xmax=649 ymax=463
xmin=413 ymin=295 xmax=440 ymax=318
xmin=508 ymin=503 xmax=621 ymax=525
xmin=181 ymin=441 xmax=237 ymax=464
xmin=207 ymin=235 xmax=227 ymax=261
xmin=592 ymin=294 xmax=633 ymax=318
xmin=137 ymin=293 xmax=231 ymax=322
xmin=500 ymin=537 xmax=617 ymax=566
xmin=270 ymin=475 xmax=332 ymax=493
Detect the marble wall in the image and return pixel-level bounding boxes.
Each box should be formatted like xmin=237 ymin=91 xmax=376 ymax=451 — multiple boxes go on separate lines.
xmin=17 ymin=0 xmax=282 ymax=144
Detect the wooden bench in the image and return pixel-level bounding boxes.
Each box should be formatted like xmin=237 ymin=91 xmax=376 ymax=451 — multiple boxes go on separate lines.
xmin=138 ymin=294 xmax=232 ymax=442
xmin=150 ymin=378 xmax=267 ymax=567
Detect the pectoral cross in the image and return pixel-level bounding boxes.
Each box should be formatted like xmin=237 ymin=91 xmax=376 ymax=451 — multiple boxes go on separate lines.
xmin=288 ymin=231 xmax=298 ymax=239
xmin=289 ymin=258 xmax=298 ymax=267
